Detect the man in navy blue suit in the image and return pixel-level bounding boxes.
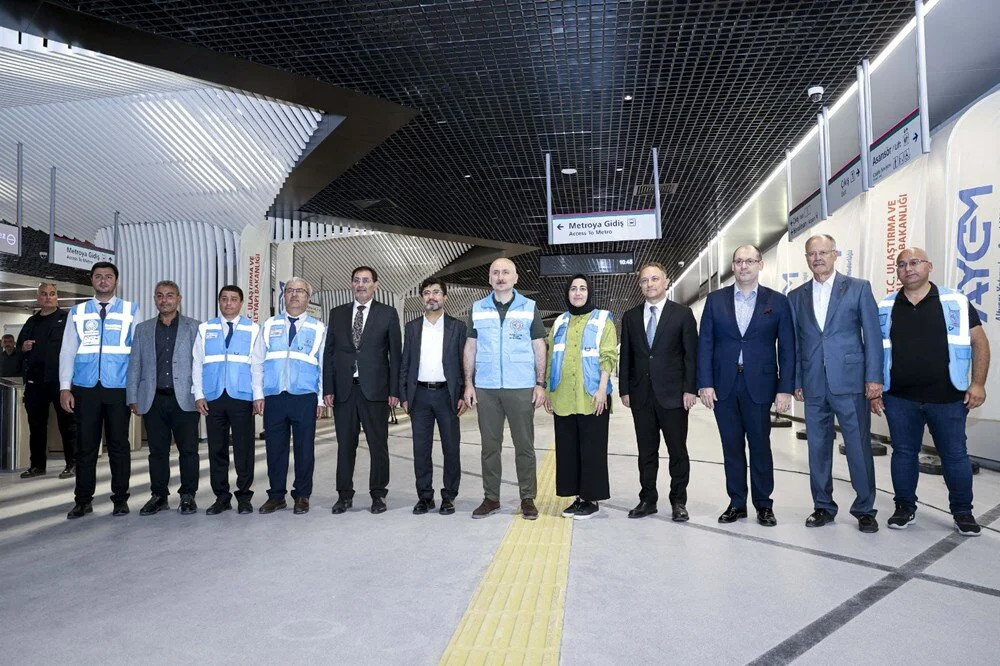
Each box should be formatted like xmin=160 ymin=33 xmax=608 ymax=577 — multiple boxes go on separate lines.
xmin=788 ymin=234 xmax=883 ymax=533
xmin=698 ymin=244 xmax=795 ymax=526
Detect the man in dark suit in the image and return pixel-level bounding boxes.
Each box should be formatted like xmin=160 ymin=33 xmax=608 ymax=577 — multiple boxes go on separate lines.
xmin=399 ymin=277 xmax=467 ymax=515
xmin=619 ymin=262 xmax=699 ymax=520
xmin=324 ymin=266 xmax=402 ymax=514
xmin=698 ymin=244 xmax=795 ymax=526
xmin=789 ymin=234 xmax=882 ymax=532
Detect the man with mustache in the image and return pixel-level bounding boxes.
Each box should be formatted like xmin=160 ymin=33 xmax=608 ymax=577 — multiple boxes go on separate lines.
xmin=871 ymin=247 xmax=990 ymax=536
xmin=324 ymin=266 xmax=402 ymax=515
xmin=788 ymin=234 xmax=882 ymax=532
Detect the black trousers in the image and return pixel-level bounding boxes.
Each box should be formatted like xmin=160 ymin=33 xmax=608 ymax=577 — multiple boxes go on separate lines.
xmin=713 ymin=373 xmax=774 ymax=509
xmin=24 ymin=380 xmax=76 ymax=470
xmin=205 ymin=391 xmax=255 ymax=501
xmin=630 ymin=398 xmax=690 ymax=505
xmin=335 ymin=382 xmax=390 ymax=500
xmin=554 ymin=411 xmax=611 ymax=501
xmin=144 ymin=391 xmax=200 ymax=498
xmin=263 ymin=392 xmax=317 ymax=500
xmin=73 ymin=383 xmax=131 ymax=505
xmin=410 ymin=384 xmax=461 ymax=501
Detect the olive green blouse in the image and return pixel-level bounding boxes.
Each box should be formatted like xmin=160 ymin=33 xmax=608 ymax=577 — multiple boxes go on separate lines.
xmin=545 ymin=312 xmax=619 ymax=416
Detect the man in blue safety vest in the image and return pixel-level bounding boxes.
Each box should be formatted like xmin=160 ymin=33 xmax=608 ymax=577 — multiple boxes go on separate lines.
xmin=192 ymin=285 xmax=264 ymax=515
xmin=463 ymin=258 xmax=547 ymax=520
xmin=256 ymin=277 xmax=326 ymax=515
xmin=870 ymin=247 xmax=991 ymax=537
xmin=59 ymin=261 xmax=139 ymax=519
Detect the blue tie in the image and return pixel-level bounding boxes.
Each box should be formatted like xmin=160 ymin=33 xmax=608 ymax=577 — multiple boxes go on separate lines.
xmin=646 ymin=306 xmax=657 ymax=347
xmin=288 ymin=317 xmax=298 ymax=344
xmin=225 ymin=321 xmax=234 ymax=348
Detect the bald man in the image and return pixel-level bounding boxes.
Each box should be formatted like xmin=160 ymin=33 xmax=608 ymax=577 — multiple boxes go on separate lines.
xmin=871 ymin=248 xmax=990 ymax=536
xmin=464 ymin=259 xmax=547 ymax=519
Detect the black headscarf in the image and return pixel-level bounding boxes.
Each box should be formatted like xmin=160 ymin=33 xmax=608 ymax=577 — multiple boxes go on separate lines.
xmin=565 ymin=274 xmax=596 ymax=316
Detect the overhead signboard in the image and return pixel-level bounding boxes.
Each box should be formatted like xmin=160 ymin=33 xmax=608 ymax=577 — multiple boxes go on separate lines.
xmin=0 ymin=223 xmax=19 ymax=255
xmin=870 ymin=108 xmax=921 ymax=186
xmin=788 ymin=190 xmax=822 ymax=241
xmin=549 ymin=209 xmax=659 ymax=245
xmin=827 ymin=155 xmax=864 ymax=215
xmin=51 ymin=236 xmax=114 ymax=270
xmin=538 ymin=251 xmax=635 ymax=276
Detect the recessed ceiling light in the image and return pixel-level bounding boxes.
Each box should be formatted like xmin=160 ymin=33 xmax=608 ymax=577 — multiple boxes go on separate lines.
xmin=615 ymin=167 xmax=623 ymax=172
xmin=623 ymin=94 xmax=633 ymax=101
xmin=464 ymin=174 xmax=471 ymax=178
xmin=561 ymin=168 xmax=577 ymax=175
xmin=436 ymin=120 xmax=448 ymax=124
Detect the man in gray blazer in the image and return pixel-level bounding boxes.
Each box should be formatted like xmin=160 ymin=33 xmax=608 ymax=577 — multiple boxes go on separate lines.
xmin=127 ymin=280 xmax=201 ymax=516
xmin=789 ymin=234 xmax=883 ymax=532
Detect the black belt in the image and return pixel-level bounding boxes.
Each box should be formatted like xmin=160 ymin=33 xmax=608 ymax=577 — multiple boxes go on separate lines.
xmin=417 ymin=380 xmax=447 ymax=390
xmin=352 ymin=377 xmax=360 ymax=385
xmin=156 ymin=387 xmax=175 ymax=396
xmin=737 ymin=364 xmax=744 ymax=374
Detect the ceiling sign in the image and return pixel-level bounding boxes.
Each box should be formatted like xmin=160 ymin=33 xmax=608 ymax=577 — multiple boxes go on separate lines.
xmin=870 ymin=108 xmax=921 ymax=187
xmin=51 ymin=236 xmax=114 ymax=270
xmin=549 ymin=210 xmax=658 ymax=245
xmin=538 ymin=251 xmax=635 ymax=276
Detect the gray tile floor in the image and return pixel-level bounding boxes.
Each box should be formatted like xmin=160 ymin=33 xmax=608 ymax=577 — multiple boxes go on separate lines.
xmin=1 ymin=400 xmax=997 ymax=665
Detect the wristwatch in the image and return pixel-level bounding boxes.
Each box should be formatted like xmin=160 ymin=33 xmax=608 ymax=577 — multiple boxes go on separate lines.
xmin=536 ymin=381 xmax=546 ymax=387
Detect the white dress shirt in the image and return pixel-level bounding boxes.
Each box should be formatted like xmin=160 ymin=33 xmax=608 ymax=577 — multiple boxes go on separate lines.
xmin=58 ymin=295 xmax=131 ymax=390
xmin=352 ymin=299 xmax=372 ymax=378
xmin=191 ymin=314 xmax=264 ymax=401
xmin=417 ymin=314 xmax=447 ymax=382
xmin=812 ymin=270 xmax=838 ymax=332
xmin=643 ymin=295 xmax=668 ymax=332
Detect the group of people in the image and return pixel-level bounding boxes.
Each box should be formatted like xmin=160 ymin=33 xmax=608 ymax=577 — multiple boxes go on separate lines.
xmin=9 ymin=237 xmax=989 ymax=536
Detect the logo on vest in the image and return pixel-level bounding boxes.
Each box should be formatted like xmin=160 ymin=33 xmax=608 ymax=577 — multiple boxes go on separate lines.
xmin=948 ymin=308 xmax=960 ymax=332
xmin=84 ymin=320 xmax=98 ymax=332
xmin=509 ymin=319 xmax=525 ymax=332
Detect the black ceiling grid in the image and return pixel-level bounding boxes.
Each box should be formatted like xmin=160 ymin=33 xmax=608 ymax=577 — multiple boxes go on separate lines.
xmin=47 ymin=1 xmax=916 ymax=321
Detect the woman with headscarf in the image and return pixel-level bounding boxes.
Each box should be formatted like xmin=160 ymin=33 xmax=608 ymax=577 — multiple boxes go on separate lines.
xmin=544 ymin=274 xmax=618 ymax=519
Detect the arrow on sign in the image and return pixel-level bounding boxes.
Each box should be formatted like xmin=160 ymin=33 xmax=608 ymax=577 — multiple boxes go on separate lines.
xmin=912 ymin=132 xmax=918 ymax=142
xmin=557 ymin=224 xmax=564 ymax=230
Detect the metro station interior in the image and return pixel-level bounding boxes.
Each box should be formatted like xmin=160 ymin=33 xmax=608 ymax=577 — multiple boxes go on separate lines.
xmin=1 ymin=1 xmax=998 ymax=664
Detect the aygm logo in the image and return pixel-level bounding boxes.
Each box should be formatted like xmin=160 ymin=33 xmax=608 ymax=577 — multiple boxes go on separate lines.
xmin=955 ymin=185 xmax=992 ymax=323
xmin=0 ymin=230 xmax=15 ymax=246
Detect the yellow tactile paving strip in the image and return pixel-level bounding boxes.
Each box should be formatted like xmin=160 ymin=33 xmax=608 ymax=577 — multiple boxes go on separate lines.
xmin=440 ymin=449 xmax=572 ymax=665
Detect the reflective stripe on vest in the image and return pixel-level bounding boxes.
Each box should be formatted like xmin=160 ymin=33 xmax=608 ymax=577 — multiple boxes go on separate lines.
xmin=471 ymin=290 xmax=536 ymax=389
xmin=261 ymin=314 xmax=325 ymax=397
xmin=548 ymin=309 xmax=613 ymax=396
xmin=877 ymin=287 xmax=972 ymax=391
xmin=199 ymin=316 xmax=259 ymax=402
xmin=71 ymin=299 xmax=137 ymax=388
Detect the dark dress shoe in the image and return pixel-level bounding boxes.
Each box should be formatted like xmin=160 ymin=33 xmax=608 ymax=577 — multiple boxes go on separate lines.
xmin=805 ymin=509 xmax=835 ymax=527
xmin=671 ymin=503 xmax=689 ymax=522
xmin=520 ymin=499 xmax=538 ymax=520
xmin=371 ymin=497 xmax=387 ymax=514
xmin=439 ymin=499 xmax=456 ymax=515
xmin=178 ymin=495 xmax=198 ymax=515
xmin=237 ymin=499 xmax=253 ymax=514
xmin=413 ymin=498 xmax=435 ymax=515
xmin=66 ymin=503 xmax=92 ymax=519
xmin=858 ymin=514 xmax=879 ymax=533
xmin=757 ymin=507 xmax=777 ymax=526
xmin=628 ymin=501 xmax=658 ymax=519
xmin=20 ymin=467 xmax=46 ymax=478
xmin=112 ymin=500 xmax=130 ymax=516
xmin=293 ymin=497 xmax=310 ymax=514
xmin=472 ymin=498 xmax=501 ymax=518
xmin=59 ymin=464 xmax=76 ymax=479
xmin=206 ymin=498 xmax=232 ymax=515
xmin=140 ymin=495 xmax=168 ymax=516
xmin=331 ymin=498 xmax=353 ymax=514
xmin=258 ymin=497 xmax=287 ymax=514
xmin=718 ymin=506 xmax=748 ymax=523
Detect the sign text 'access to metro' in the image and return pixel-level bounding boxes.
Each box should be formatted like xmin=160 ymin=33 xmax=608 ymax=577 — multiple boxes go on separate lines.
xmin=549 ymin=210 xmax=660 ymax=245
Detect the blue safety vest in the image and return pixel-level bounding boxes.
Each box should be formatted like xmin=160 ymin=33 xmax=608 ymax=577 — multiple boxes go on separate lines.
xmin=70 ymin=298 xmax=138 ymax=389
xmin=261 ymin=313 xmax=325 ymax=397
xmin=548 ymin=309 xmax=613 ymax=396
xmin=878 ymin=286 xmax=972 ymax=391
xmin=472 ymin=290 xmax=537 ymax=389
xmin=198 ymin=316 xmax=260 ymax=402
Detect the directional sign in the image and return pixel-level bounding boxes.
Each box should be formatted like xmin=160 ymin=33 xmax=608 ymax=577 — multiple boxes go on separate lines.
xmin=51 ymin=236 xmax=114 ymax=270
xmin=827 ymin=155 xmax=864 ymax=214
xmin=0 ymin=222 xmax=19 ymax=255
xmin=788 ymin=190 xmax=822 ymax=241
xmin=549 ymin=210 xmax=659 ymax=245
xmin=870 ymin=109 xmax=921 ymax=187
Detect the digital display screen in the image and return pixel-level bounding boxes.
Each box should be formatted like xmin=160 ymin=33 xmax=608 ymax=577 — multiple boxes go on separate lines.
xmin=538 ymin=252 xmax=636 ymax=276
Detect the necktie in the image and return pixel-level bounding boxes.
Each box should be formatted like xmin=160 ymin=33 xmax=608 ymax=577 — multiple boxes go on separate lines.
xmin=352 ymin=305 xmax=365 ymax=349
xmin=288 ymin=317 xmax=298 ymax=344
xmin=646 ymin=306 xmax=657 ymax=347
xmin=225 ymin=321 xmax=234 ymax=348
xmin=99 ymin=302 xmax=108 ymax=320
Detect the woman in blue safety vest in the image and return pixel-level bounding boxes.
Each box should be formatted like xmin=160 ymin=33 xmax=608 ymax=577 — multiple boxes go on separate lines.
xmin=544 ymin=274 xmax=618 ymax=520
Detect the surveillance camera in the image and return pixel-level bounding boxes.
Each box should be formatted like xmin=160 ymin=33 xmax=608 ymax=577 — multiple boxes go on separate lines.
xmin=678 ymin=260 xmax=685 ymax=267
xmin=807 ymin=85 xmax=824 ymax=104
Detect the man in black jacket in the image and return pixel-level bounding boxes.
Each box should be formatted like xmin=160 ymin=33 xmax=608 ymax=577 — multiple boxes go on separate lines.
xmin=15 ymin=283 xmax=76 ymax=478
xmin=619 ymin=263 xmax=699 ymax=520
xmin=323 ymin=266 xmax=402 ymax=514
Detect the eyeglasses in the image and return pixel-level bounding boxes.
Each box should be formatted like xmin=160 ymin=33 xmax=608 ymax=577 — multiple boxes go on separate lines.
xmin=352 ymin=277 xmax=373 ymax=285
xmin=284 ymin=288 xmax=308 ymax=296
xmin=805 ymin=250 xmax=836 ymax=259
xmin=421 ymin=289 xmax=444 ymax=297
xmin=733 ymin=259 xmax=760 ymax=267
xmin=896 ymin=258 xmax=929 ymax=270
